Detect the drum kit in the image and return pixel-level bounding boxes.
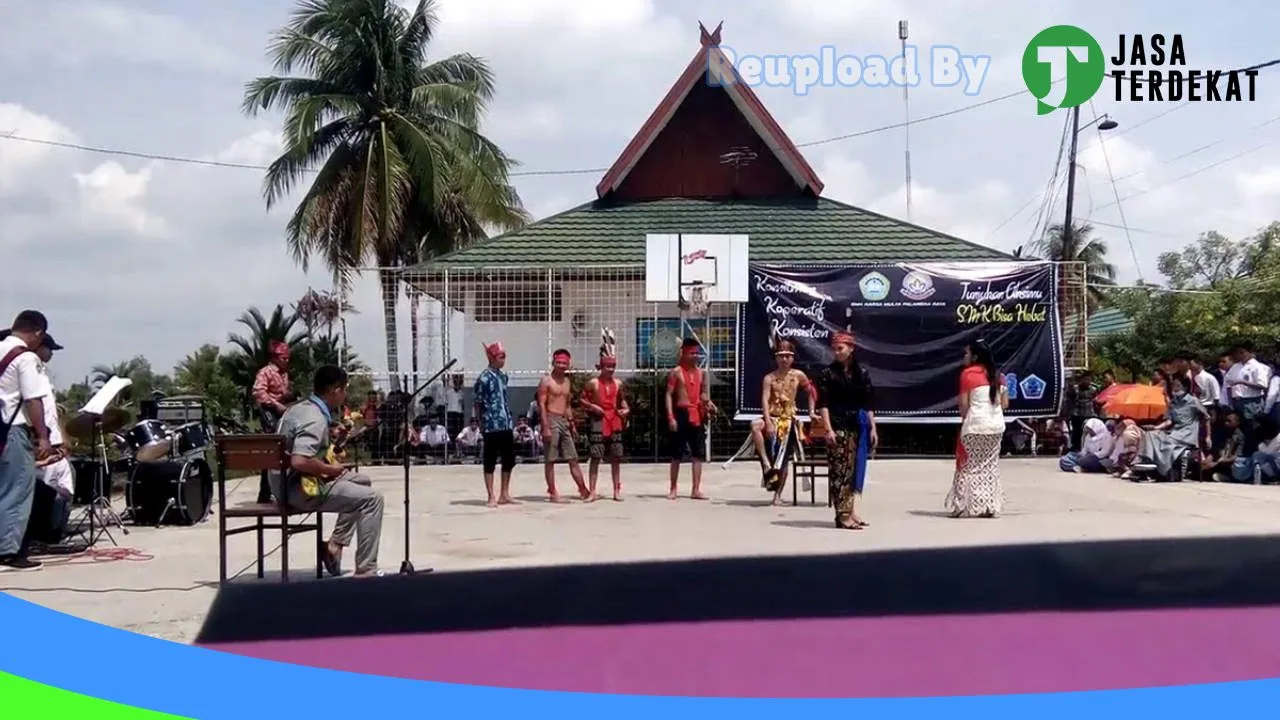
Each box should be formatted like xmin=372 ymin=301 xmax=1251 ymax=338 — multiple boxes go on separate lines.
xmin=66 ymin=401 xmax=216 ymax=534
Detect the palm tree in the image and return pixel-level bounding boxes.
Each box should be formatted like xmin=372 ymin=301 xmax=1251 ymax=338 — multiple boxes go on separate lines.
xmin=242 ymin=0 xmax=524 ymax=385
xmin=223 ymin=305 xmax=309 ymax=407
xmin=1033 ymin=222 xmax=1117 ymax=309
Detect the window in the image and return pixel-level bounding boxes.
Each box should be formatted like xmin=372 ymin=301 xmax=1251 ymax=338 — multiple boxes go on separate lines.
xmin=474 ymin=285 xmax=563 ymax=323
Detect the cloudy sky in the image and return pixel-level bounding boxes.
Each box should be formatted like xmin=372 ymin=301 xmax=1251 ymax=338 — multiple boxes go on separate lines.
xmin=3 ymin=0 xmax=1279 ymax=387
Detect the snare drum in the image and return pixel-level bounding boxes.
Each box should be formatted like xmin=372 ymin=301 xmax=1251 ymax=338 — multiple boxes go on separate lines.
xmin=173 ymin=422 xmax=214 ymax=456
xmin=123 ymin=420 xmax=172 ymax=462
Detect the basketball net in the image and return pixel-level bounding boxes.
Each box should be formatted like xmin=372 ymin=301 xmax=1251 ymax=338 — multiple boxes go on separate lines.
xmin=679 ymin=283 xmax=713 ymax=372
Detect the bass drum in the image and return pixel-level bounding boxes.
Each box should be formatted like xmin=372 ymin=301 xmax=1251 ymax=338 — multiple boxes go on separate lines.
xmin=126 ymin=457 xmax=213 ymax=527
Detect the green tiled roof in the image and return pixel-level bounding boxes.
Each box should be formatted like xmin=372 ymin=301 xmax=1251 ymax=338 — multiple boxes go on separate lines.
xmin=416 ymin=196 xmax=1010 ymax=269
xmin=1088 ymin=308 xmax=1134 ymax=336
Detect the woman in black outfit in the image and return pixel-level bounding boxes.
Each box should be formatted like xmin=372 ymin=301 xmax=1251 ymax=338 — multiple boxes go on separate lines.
xmin=815 ymin=331 xmax=879 ymax=529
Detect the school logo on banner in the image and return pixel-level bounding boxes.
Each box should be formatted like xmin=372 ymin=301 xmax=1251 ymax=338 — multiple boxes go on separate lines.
xmin=900 ymin=271 xmax=936 ymax=301
xmin=859 ymin=271 xmax=891 ymax=302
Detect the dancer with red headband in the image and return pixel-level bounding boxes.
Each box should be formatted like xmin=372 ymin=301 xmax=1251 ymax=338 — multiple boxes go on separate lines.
xmin=474 ymin=341 xmax=517 ymax=507
xmin=253 ymin=340 xmax=295 ymax=503
xmin=814 ymin=331 xmax=878 ymax=529
xmin=537 ymin=349 xmax=591 ymax=502
xmin=665 ymin=338 xmax=717 ymax=500
xmin=581 ymin=329 xmax=630 ymax=501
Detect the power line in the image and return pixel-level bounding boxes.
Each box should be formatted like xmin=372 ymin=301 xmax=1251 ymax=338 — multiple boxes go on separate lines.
xmin=0 ymin=80 xmax=1059 ymax=178
xmin=1096 ymin=137 xmax=1279 ymax=210
xmin=1089 ymin=99 xmax=1142 ymax=282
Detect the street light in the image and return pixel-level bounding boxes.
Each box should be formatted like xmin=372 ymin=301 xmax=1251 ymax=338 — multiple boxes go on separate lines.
xmin=1062 ymin=108 xmax=1119 ymax=244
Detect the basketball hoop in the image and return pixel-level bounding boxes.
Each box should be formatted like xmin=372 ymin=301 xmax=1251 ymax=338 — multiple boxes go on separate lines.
xmin=682 ymin=283 xmax=712 ymax=317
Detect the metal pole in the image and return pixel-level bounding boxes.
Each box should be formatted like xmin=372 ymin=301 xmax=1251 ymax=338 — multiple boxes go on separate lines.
xmin=899 ymin=20 xmax=912 ymax=221
xmin=1063 ymin=104 xmax=1080 ymax=246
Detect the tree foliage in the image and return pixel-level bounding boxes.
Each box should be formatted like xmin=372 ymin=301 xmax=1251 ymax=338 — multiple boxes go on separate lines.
xmin=1092 ymin=223 xmax=1280 ymax=378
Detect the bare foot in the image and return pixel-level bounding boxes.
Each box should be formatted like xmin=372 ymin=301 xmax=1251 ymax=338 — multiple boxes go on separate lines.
xmin=853 ymin=515 xmax=869 ymax=527
xmin=667 ymin=490 xmax=678 ymax=500
xmin=613 ymin=493 xmax=623 ymax=502
xmin=548 ymin=494 xmax=570 ymax=504
xmin=498 ymin=497 xmax=518 ymax=505
xmin=486 ymin=498 xmax=499 ymax=508
xmin=771 ymin=496 xmax=785 ymax=506
xmin=690 ymin=492 xmax=709 ymax=500
xmin=585 ymin=493 xmax=602 ymax=503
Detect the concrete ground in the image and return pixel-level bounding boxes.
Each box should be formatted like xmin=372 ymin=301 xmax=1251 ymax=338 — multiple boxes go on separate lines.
xmin=3 ymin=458 xmax=1280 ymax=644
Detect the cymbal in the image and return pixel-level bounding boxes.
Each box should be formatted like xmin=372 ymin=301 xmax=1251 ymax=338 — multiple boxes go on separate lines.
xmin=65 ymin=407 xmax=132 ymax=439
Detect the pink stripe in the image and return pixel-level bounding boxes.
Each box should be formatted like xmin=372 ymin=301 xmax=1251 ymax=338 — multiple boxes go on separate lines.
xmin=203 ymin=607 xmax=1280 ymax=697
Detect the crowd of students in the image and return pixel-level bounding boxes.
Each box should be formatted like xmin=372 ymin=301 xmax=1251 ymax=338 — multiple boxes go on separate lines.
xmin=1058 ymin=344 xmax=1280 ymax=484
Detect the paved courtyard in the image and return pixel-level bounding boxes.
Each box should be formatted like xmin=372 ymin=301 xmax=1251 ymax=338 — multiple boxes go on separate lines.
xmin=3 ymin=458 xmax=1280 ymax=643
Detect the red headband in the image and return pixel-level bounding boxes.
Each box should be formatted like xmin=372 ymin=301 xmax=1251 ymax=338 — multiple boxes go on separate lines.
xmin=598 ymin=355 xmax=617 ymax=367
xmin=832 ymin=332 xmax=855 ymax=348
xmin=553 ymin=350 xmax=571 ymax=361
xmin=484 ymin=341 xmax=505 ymax=359
xmin=270 ymin=341 xmax=289 ymax=357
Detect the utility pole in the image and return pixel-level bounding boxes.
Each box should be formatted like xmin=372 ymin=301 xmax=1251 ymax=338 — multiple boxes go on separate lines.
xmin=1062 ymin=105 xmax=1080 ymax=245
xmin=899 ymin=20 xmax=912 ymax=221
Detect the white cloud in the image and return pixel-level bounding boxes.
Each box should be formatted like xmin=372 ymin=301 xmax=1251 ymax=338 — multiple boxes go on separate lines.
xmin=73 ymin=162 xmax=168 ymax=237
xmin=0 ymin=104 xmax=77 ymax=191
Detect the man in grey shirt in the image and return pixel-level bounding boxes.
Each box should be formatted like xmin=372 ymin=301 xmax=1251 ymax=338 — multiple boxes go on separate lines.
xmin=274 ymin=365 xmax=384 ymax=577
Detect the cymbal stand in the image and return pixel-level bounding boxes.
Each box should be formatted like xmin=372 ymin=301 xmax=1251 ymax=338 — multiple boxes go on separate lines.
xmin=71 ymin=418 xmax=129 ymax=546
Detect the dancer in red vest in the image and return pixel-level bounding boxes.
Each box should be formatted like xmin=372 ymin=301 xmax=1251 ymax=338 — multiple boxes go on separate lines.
xmin=665 ymin=338 xmax=717 ymax=500
xmin=581 ymin=328 xmax=630 ymax=501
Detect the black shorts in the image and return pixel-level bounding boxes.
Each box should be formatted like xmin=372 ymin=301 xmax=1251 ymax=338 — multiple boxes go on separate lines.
xmin=482 ymin=430 xmax=516 ymax=474
xmin=667 ymin=409 xmax=707 ymax=462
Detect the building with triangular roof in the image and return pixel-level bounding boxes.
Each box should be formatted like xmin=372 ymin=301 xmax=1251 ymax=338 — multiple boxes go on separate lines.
xmin=407 ymin=23 xmax=1011 ymax=450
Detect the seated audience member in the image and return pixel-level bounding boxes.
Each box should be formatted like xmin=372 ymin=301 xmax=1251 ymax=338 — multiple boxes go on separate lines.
xmin=274 ymin=365 xmax=385 ymax=578
xmin=1126 ymin=372 xmax=1209 ymax=482
xmin=417 ymin=419 xmax=448 ymax=460
xmin=1202 ymin=411 xmax=1245 ymax=482
xmin=1060 ymin=418 xmax=1112 ymax=473
xmin=1231 ymin=417 xmax=1280 ymax=484
xmin=1104 ymin=417 xmax=1142 ymax=476
xmin=514 ymin=416 xmax=539 ymax=458
xmin=456 ymin=420 xmax=483 ymax=460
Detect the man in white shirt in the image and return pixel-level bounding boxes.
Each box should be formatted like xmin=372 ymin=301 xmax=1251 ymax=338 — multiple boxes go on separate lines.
xmin=436 ymin=375 xmax=466 ymax=440
xmin=1190 ymin=358 xmax=1222 ymax=410
xmin=455 ymin=420 xmax=483 ymax=460
xmin=417 ymin=420 xmax=448 ymax=461
xmin=1228 ymin=343 xmax=1271 ymax=449
xmin=25 ymin=334 xmax=74 ymax=548
xmin=0 ymin=311 xmax=55 ymax=571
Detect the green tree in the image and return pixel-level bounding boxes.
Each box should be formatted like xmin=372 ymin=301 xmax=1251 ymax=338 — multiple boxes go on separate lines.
xmin=223 ymin=305 xmax=309 ymax=410
xmin=89 ymin=356 xmax=173 ymax=408
xmin=243 ymin=0 xmax=524 ymax=385
xmin=172 ymin=344 xmax=243 ymax=420
xmin=1156 ymin=231 xmax=1255 ymax=289
xmin=1033 ymin=221 xmax=1117 ymax=310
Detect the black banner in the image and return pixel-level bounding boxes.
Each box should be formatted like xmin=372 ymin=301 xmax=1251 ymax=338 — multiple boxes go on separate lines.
xmin=735 ymin=262 xmax=1062 ymax=421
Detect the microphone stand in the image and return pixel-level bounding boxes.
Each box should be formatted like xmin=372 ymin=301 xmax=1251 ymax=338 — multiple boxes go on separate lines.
xmin=399 ymin=358 xmax=458 ymax=575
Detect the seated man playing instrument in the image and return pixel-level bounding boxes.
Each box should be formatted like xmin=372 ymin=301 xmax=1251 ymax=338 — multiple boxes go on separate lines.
xmin=750 ymin=338 xmax=816 ymax=504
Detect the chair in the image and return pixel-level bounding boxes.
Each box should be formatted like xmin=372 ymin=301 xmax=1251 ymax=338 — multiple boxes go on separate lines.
xmin=215 ymin=434 xmax=324 ymax=584
xmin=791 ymin=443 xmax=829 ymax=507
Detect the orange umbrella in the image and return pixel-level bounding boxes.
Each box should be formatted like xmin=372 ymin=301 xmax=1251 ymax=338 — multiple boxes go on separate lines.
xmin=1095 ymin=382 xmax=1138 ymax=405
xmin=1103 ymin=384 xmax=1168 ymax=421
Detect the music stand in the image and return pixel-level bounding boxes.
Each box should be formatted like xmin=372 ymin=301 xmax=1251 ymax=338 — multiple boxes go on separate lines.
xmin=398 ymin=359 xmax=457 ymax=575
xmin=69 ymin=376 xmax=132 ymax=546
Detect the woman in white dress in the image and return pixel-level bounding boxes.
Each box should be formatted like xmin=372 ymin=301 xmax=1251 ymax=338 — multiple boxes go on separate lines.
xmin=946 ymin=339 xmax=1008 ymax=518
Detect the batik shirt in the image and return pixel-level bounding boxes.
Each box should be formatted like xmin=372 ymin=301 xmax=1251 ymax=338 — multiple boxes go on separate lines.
xmin=474 ymin=367 xmax=513 ymax=434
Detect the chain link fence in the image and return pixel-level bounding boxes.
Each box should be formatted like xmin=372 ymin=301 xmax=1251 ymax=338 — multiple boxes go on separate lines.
xmin=335 ymin=262 xmax=1089 ymax=461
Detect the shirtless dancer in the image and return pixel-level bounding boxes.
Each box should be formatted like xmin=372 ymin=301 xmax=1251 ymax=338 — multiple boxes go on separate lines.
xmin=581 ymin=329 xmax=630 ymax=501
xmin=537 ymin=349 xmax=591 ymax=502
xmin=666 ymin=338 xmax=717 ymax=500
xmin=751 ymin=338 xmax=817 ymax=505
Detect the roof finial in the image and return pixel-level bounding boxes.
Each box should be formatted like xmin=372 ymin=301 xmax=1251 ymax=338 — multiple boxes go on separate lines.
xmin=698 ymin=21 xmax=723 ymax=48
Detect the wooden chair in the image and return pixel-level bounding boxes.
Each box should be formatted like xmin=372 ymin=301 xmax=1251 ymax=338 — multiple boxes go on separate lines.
xmin=215 ymin=434 xmax=324 ymax=584
xmin=791 ymin=444 xmax=829 ymax=507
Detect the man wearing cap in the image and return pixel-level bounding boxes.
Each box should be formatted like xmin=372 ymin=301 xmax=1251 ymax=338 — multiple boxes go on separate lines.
xmin=253 ymin=340 xmax=294 ymax=503
xmin=0 ymin=310 xmax=55 ymax=571
xmin=25 ymin=333 xmax=74 ymax=549
xmin=474 ymin=342 xmax=517 ymax=507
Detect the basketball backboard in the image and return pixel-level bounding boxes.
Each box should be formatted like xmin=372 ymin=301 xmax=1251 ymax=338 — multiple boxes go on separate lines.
xmin=644 ymin=234 xmax=749 ymax=304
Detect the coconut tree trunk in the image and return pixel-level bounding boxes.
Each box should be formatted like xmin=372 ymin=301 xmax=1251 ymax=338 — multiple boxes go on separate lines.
xmin=379 ymin=268 xmax=402 ymax=391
